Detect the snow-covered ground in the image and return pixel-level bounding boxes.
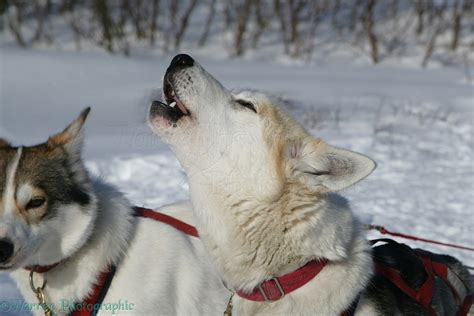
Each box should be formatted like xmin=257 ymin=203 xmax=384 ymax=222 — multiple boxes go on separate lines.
xmin=0 ymin=43 xmax=472 ymax=314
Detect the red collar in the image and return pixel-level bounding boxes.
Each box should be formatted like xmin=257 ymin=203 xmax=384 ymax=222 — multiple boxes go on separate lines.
xmin=24 ymin=262 xmax=61 ymax=273
xmin=236 ymin=259 xmax=328 ymax=301
xmin=236 ymin=259 xmax=361 ymax=316
xmin=25 ymin=263 xmax=116 ymax=316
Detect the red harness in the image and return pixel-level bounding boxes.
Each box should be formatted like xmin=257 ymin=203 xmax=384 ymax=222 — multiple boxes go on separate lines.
xmin=237 ymin=240 xmax=472 ymax=316
xmin=24 ymin=209 xmax=472 ymax=316
xmin=375 ymin=249 xmax=472 ymax=316
xmin=134 ymin=207 xmax=198 ymax=237
xmin=24 ymin=207 xmax=199 ymax=316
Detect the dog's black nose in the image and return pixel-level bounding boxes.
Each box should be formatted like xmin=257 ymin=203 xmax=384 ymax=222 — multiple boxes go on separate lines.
xmin=0 ymin=239 xmax=14 ymax=264
xmin=169 ymin=54 xmax=194 ymax=70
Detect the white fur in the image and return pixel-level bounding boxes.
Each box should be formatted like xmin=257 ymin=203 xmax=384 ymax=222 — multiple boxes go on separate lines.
xmin=2 ymin=110 xmax=230 ymax=315
xmin=149 ymin=60 xmax=378 ymax=315
xmin=3 ymin=147 xmax=22 ymax=217
xmin=9 ymin=181 xmax=229 ymax=316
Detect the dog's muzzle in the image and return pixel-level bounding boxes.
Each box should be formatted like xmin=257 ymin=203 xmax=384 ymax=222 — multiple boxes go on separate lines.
xmin=149 ymin=54 xmax=194 ymax=126
xmin=167 ymin=54 xmax=194 ymax=74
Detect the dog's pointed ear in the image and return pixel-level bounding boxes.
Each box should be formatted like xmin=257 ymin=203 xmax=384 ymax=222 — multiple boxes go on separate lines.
xmin=48 ymin=107 xmax=91 ymax=155
xmin=0 ymin=138 xmax=10 ymax=148
xmin=291 ymin=139 xmax=376 ymax=191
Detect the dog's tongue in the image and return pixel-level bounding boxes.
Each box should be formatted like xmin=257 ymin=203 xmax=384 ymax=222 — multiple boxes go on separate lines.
xmin=176 ymin=99 xmax=188 ymax=115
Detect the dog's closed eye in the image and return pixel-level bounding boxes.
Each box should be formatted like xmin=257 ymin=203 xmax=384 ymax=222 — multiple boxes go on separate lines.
xmin=26 ymin=197 xmax=46 ymax=209
xmin=304 ymin=170 xmax=330 ymax=176
xmin=236 ymin=100 xmax=257 ymax=113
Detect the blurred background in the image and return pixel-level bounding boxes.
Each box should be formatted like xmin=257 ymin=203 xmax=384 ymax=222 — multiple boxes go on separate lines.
xmin=0 ymin=1 xmax=473 ymax=315
xmin=0 ymin=0 xmax=472 ymax=67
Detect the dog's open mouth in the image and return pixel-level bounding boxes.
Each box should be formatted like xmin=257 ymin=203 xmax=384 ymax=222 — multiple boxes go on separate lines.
xmin=164 ymin=80 xmax=189 ymax=116
xmin=150 ymin=78 xmax=190 ymax=126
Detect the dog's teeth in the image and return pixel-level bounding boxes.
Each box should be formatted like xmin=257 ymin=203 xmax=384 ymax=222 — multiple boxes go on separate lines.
xmin=169 ymin=101 xmax=177 ymax=108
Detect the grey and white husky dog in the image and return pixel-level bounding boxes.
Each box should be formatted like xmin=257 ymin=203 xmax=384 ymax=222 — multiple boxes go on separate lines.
xmin=0 ymin=108 xmax=229 ymax=315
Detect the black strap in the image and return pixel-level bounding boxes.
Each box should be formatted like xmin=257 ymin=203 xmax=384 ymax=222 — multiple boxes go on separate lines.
xmin=342 ymin=294 xmax=361 ymax=316
xmin=68 ymin=265 xmax=117 ymax=316
xmin=91 ymin=265 xmax=117 ymax=316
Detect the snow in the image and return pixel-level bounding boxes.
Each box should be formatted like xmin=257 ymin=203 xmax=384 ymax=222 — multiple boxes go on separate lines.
xmin=0 ymin=44 xmax=472 ymax=312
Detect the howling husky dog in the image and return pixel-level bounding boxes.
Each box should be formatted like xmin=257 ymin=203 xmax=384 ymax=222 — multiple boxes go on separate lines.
xmin=149 ymin=54 xmax=473 ymax=315
xmin=0 ymin=108 xmax=229 ymax=315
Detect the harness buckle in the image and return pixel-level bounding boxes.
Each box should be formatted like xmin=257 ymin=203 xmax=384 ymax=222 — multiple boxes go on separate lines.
xmin=29 ymin=268 xmax=53 ymax=316
xmin=258 ymin=277 xmax=285 ymax=302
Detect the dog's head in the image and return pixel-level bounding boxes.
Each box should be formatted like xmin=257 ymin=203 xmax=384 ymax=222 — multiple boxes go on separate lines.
xmin=149 ymin=54 xmax=376 ymax=202
xmin=0 ymin=108 xmax=97 ymax=271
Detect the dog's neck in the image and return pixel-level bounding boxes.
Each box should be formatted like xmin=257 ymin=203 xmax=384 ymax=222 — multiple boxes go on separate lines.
xmin=11 ymin=179 xmax=135 ymax=314
xmin=190 ymin=179 xmax=369 ymax=292
xmin=189 ymin=178 xmax=373 ymax=314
